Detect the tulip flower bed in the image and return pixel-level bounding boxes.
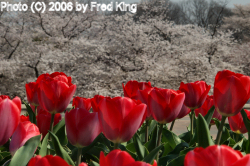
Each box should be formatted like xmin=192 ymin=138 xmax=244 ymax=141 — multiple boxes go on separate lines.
xmin=1 ymin=70 xmax=250 ymax=166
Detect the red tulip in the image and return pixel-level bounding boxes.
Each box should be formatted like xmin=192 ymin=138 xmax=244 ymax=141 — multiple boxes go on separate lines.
xmin=28 ymin=155 xmax=70 ymax=166
xmin=148 ymin=88 xmax=185 ymax=124
xmin=228 ymin=109 xmax=250 ymax=134
xmin=231 ymin=155 xmax=250 ymax=166
xmin=98 ymin=97 xmax=147 ymax=143
xmin=0 ymin=95 xmax=10 ymax=102
xmin=9 ymin=121 xmax=40 ymax=155
xmin=213 ymin=70 xmax=250 ymax=116
xmin=91 ymin=95 xmax=105 ymax=112
xmin=79 ymin=163 xmax=88 ymax=166
xmin=176 ymin=103 xmax=191 ymax=119
xmin=37 ymin=110 xmax=61 ymax=137
xmin=100 ymin=150 xmax=157 ymax=166
xmin=0 ymin=96 xmax=21 ymax=146
xmin=65 ymin=108 xmax=101 ymax=147
xmin=123 ymin=81 xmax=153 ymax=118
xmin=26 ymin=82 xmax=40 ymax=106
xmin=37 ymin=72 xmax=76 ymax=114
xmin=20 ymin=115 xmax=30 ymax=122
xmin=73 ymin=96 xmax=91 ymax=111
xmin=179 ymin=81 xmax=211 ymax=109
xmin=184 ymin=145 xmax=243 ymax=166
xmin=195 ymin=95 xmax=222 ymax=125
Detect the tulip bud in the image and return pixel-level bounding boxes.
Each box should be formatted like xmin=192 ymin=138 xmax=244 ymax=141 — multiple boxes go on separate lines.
xmin=123 ymin=80 xmax=153 ymax=119
xmin=179 ymin=81 xmax=211 ymax=109
xmin=28 ymin=155 xmax=70 ymax=166
xmin=148 ymin=88 xmax=185 ymax=124
xmin=100 ymin=150 xmax=157 ymax=166
xmin=25 ymin=82 xmax=40 ymax=106
xmin=98 ymin=97 xmax=147 ymax=143
xmin=213 ymin=70 xmax=250 ymax=116
xmin=37 ymin=72 xmax=76 ymax=114
xmin=195 ymin=95 xmax=222 ymax=125
xmin=184 ymin=145 xmax=245 ymax=166
xmin=91 ymin=95 xmax=105 ymax=112
xmin=0 ymin=96 xmax=21 ymax=146
xmin=73 ymin=96 xmax=92 ymax=111
xmin=37 ymin=109 xmax=61 ymax=138
xmin=9 ymin=121 xmax=40 ymax=155
xmin=65 ymin=108 xmax=101 ymax=147
xmin=228 ymin=109 xmax=250 ymax=134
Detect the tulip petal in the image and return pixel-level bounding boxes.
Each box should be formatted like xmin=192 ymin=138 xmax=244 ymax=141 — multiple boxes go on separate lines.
xmin=214 ymin=75 xmax=248 ymax=116
xmin=0 ymin=99 xmax=20 ymax=146
xmin=99 ymin=98 xmax=123 ymax=142
xmin=120 ymin=104 xmax=147 ymax=142
xmin=78 ymin=112 xmax=101 ymax=146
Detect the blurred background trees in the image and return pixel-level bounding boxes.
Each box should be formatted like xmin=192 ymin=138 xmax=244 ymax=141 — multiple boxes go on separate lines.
xmin=0 ymin=0 xmax=249 ymax=100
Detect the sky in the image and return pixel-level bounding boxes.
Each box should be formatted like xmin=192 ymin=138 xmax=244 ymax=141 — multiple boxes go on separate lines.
xmin=124 ymin=0 xmax=249 ymax=8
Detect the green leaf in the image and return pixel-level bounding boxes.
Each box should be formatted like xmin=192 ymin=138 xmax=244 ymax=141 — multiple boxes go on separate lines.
xmin=133 ymin=133 xmax=146 ymax=160
xmin=90 ymin=161 xmax=100 ymax=166
xmin=55 ymin=123 xmax=67 ymax=146
xmin=22 ymin=101 xmax=36 ymax=124
xmin=159 ymin=142 xmax=188 ymax=166
xmin=81 ymin=134 xmax=103 ymax=155
xmin=49 ymin=131 xmax=75 ymax=166
xmin=204 ymin=106 xmax=215 ymax=125
xmin=39 ymin=133 xmax=49 ymax=157
xmin=167 ymin=154 xmax=185 ymax=166
xmin=241 ymin=109 xmax=250 ymax=140
xmin=178 ymin=132 xmax=190 ymax=143
xmin=197 ymin=114 xmax=214 ymax=148
xmin=0 ymin=151 xmax=11 ymax=166
xmin=53 ymin=118 xmax=65 ymax=133
xmin=233 ymin=138 xmax=244 ymax=150
xmin=162 ymin=129 xmax=181 ymax=149
xmin=9 ymin=135 xmax=41 ymax=166
xmin=143 ymin=145 xmax=163 ymax=164
xmin=162 ymin=143 xmax=173 ymax=157
xmin=146 ymin=124 xmax=158 ymax=152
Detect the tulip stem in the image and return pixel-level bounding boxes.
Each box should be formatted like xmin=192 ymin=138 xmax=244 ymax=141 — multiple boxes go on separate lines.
xmin=145 ymin=120 xmax=149 ymax=143
xmin=215 ymin=116 xmax=227 ymax=145
xmin=76 ymin=148 xmax=82 ymax=166
xmin=156 ymin=123 xmax=163 ymax=161
xmin=35 ymin=106 xmax=37 ymax=117
xmin=190 ymin=109 xmax=195 ymax=140
xmin=113 ymin=143 xmax=119 ymax=150
xmin=47 ymin=113 xmax=55 ymax=155
xmin=235 ymin=133 xmax=239 ymax=143
xmin=170 ymin=119 xmax=176 ymax=131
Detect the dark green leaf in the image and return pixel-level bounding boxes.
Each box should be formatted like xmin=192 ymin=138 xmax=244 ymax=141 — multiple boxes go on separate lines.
xmin=146 ymin=124 xmax=158 ymax=152
xmin=143 ymin=145 xmax=163 ymax=164
xmin=241 ymin=109 xmax=250 ymax=140
xmin=178 ymin=132 xmax=190 ymax=143
xmin=9 ymin=135 xmax=41 ymax=166
xmin=81 ymin=134 xmax=103 ymax=155
xmin=133 ymin=133 xmax=146 ymax=160
xmin=55 ymin=123 xmax=67 ymax=146
xmin=204 ymin=106 xmax=215 ymax=125
xmin=49 ymin=131 xmax=75 ymax=166
xmin=162 ymin=128 xmax=181 ymax=149
xmin=167 ymin=154 xmax=185 ymax=166
xmin=22 ymin=101 xmax=36 ymax=124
